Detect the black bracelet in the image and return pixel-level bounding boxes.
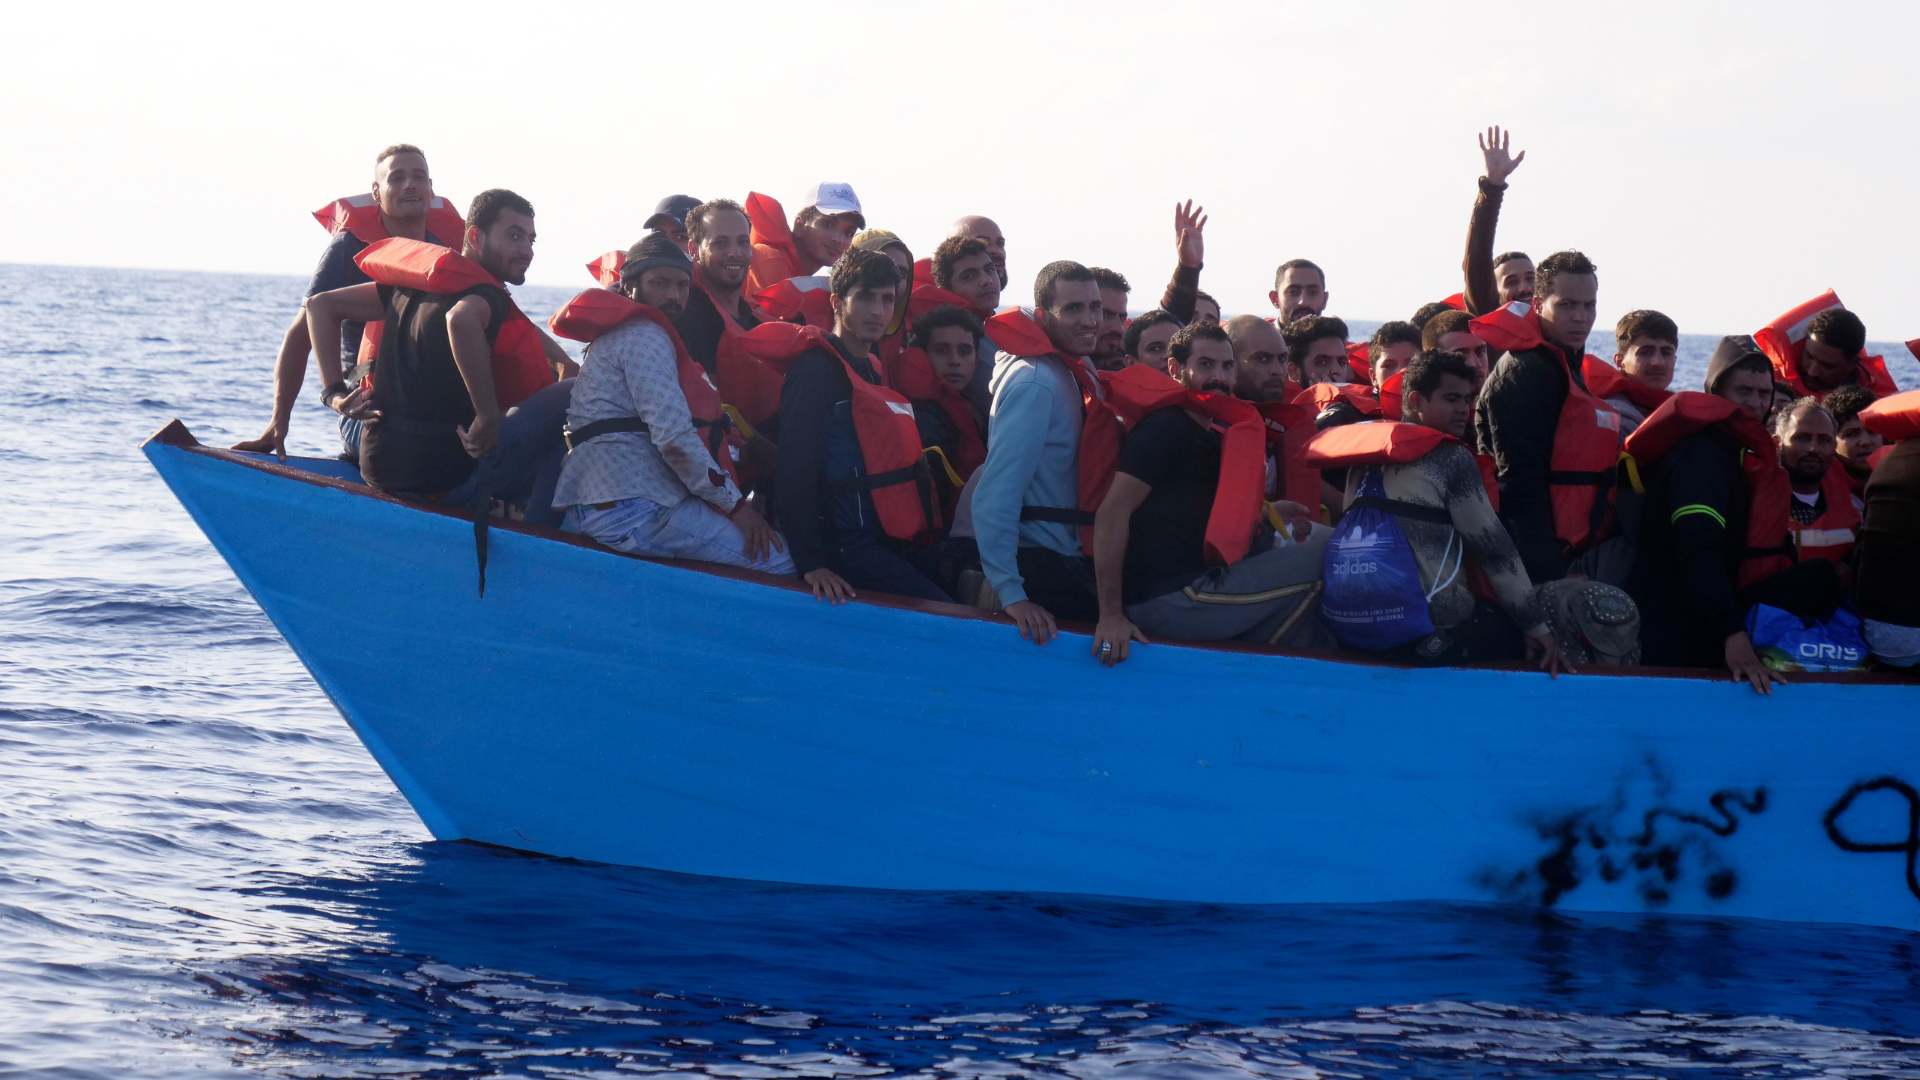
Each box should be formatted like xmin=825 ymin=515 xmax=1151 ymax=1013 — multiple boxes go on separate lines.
xmin=321 ymin=379 xmax=350 ymax=407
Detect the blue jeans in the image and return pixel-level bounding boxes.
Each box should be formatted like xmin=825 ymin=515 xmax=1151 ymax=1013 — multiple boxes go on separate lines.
xmin=443 ymin=379 xmax=574 ymax=528
xmin=565 ymin=496 xmax=797 ymax=576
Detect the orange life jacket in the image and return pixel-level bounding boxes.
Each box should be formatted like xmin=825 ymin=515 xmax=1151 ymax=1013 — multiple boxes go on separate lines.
xmin=315 ymin=194 xmax=468 ymax=369
xmin=1251 ymin=396 xmax=1321 ymax=517
xmin=734 ymin=325 xmax=934 ymax=542
xmin=1290 ymin=380 xmax=1381 ymax=417
xmin=547 ymin=288 xmax=745 ymax=489
xmin=313 ymin=193 xmax=467 ymax=249
xmin=352 ymin=237 xmax=555 ymax=410
xmin=908 ymin=282 xmax=993 ymax=322
xmin=1860 ymin=389 xmax=1920 ymax=442
xmin=1623 ymin=392 xmax=1795 ymax=589
xmin=1377 ymin=370 xmax=1406 ymax=420
xmin=1304 ymin=420 xmax=1455 ymax=468
xmin=1753 ymin=290 xmax=1899 ymax=399
xmin=983 ymin=309 xmax=1266 ymax=564
xmin=1345 ymin=341 xmax=1374 ymax=386
xmin=586 ymin=250 xmax=625 ymax=287
xmin=743 ymin=191 xmax=808 ymax=294
xmin=1580 ymin=354 xmax=1672 ymax=416
xmin=888 ymin=346 xmax=986 ymax=522
xmin=1471 ymin=300 xmax=1624 ymax=552
xmin=753 ymin=276 xmax=834 ymax=328
xmin=1788 ymin=460 xmax=1860 ymax=563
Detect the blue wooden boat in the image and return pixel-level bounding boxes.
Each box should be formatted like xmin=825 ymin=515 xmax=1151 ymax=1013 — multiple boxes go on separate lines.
xmin=143 ymin=421 xmax=1920 ymax=931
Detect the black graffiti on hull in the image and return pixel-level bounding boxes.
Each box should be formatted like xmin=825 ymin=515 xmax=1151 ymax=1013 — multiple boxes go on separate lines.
xmin=1631 ymin=788 xmax=1769 ymax=845
xmin=1476 ymin=757 xmax=1765 ymax=908
xmin=1823 ymin=777 xmax=1920 ymax=902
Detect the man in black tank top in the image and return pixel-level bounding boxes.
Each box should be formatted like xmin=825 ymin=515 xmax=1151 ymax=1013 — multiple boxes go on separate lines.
xmin=304 ymin=188 xmax=574 ymax=526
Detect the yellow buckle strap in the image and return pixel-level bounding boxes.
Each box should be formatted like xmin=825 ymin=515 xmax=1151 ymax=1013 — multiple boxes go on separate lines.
xmin=921 ymin=444 xmax=965 ymax=487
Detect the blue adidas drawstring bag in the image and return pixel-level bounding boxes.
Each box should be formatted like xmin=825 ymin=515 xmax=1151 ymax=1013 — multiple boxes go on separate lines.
xmin=1321 ymin=466 xmax=1459 ymax=650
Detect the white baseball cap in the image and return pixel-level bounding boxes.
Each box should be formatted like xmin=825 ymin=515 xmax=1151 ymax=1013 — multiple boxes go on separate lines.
xmin=806 ymin=182 xmax=863 ymax=216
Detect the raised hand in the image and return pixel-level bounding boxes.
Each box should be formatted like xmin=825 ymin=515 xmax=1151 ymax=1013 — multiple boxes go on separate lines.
xmin=1478 ymin=125 xmax=1526 ymax=185
xmin=1174 ymin=199 xmax=1208 ymax=269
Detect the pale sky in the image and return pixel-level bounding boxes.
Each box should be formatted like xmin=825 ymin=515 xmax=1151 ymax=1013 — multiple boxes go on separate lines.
xmin=7 ymin=0 xmax=1917 ymax=341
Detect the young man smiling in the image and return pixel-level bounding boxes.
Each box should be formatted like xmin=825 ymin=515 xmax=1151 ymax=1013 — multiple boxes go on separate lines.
xmin=967 ymin=261 xmax=1105 ymax=644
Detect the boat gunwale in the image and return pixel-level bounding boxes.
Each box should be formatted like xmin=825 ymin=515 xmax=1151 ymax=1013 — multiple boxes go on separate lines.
xmin=144 ymin=418 xmax=1919 ymax=687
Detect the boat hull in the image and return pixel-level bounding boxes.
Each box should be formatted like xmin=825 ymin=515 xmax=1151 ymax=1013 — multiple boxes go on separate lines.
xmin=144 ymin=424 xmax=1920 ymax=931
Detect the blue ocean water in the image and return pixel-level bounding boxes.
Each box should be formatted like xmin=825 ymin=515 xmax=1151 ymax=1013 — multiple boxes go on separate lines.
xmin=3 ymin=260 xmax=1919 ymax=1078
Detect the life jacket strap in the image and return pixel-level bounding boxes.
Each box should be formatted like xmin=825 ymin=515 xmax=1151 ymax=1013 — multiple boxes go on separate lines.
xmin=1021 ymin=506 xmax=1096 ymax=526
xmin=563 ymin=417 xmax=652 ymax=451
xmin=834 ymin=463 xmax=922 ymax=492
xmin=1346 ymin=494 xmax=1454 ymax=526
xmin=921 ymin=444 xmax=965 ymax=487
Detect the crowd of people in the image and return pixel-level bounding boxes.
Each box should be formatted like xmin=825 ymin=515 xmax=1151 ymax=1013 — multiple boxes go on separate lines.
xmin=237 ymin=130 xmax=1920 ymax=691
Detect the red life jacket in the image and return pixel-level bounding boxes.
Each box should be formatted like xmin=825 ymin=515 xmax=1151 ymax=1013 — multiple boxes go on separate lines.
xmin=983 ymin=310 xmax=1265 ymax=564
xmin=313 ymin=193 xmax=467 ymax=249
xmin=888 ymin=346 xmax=985 ymax=523
xmin=547 ymin=288 xmax=745 ymax=488
xmin=735 ymin=325 xmax=934 ymax=542
xmin=1377 ymin=370 xmax=1406 ymax=420
xmin=1580 ymin=354 xmax=1672 ymax=415
xmin=912 ymin=257 xmax=937 ymax=290
xmin=315 ymin=194 xmax=467 ymax=370
xmin=1753 ymin=290 xmax=1900 ymax=399
xmin=1251 ymin=397 xmax=1321 ymax=517
xmin=1345 ymin=341 xmax=1374 ymax=386
xmin=1470 ymin=301 xmax=1624 ymax=552
xmin=586 ymin=250 xmax=624 ymax=287
xmin=1788 ymin=460 xmax=1860 ymax=563
xmin=1290 ymin=380 xmax=1381 ymax=417
xmin=1623 ymin=392 xmax=1795 ymax=589
xmin=1907 ymin=338 xmax=1920 ymax=362
xmin=1441 ymin=292 xmax=1467 ymax=311
xmin=908 ymin=282 xmax=992 ymax=321
xmin=1304 ymin=419 xmax=1501 ymax=510
xmin=744 ymin=191 xmax=808 ymax=292
xmin=1860 ymin=389 xmax=1920 ymax=441
xmin=1304 ymin=420 xmax=1455 ymax=468
xmin=888 ymin=346 xmax=986 ymax=477
xmin=753 ymin=276 xmax=834 ymax=327
xmin=352 ymin=237 xmax=555 ymax=409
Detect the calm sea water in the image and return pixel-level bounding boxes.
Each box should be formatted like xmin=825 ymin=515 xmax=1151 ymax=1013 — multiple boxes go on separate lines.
xmin=3 ymin=261 xmax=1919 ymax=1079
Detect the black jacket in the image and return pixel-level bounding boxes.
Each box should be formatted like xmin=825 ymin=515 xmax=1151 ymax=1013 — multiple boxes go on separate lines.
xmin=1856 ymin=439 xmax=1920 ymax=626
xmin=1629 ymin=430 xmax=1749 ymax=666
xmin=1474 ymin=339 xmax=1585 ymax=584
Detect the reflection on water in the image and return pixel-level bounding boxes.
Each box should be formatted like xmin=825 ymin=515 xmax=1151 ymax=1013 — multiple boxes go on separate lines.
xmin=180 ymin=842 xmax=1920 ymax=1077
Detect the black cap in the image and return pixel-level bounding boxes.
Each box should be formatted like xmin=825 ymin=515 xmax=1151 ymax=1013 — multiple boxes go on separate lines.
xmin=642 ymin=194 xmax=701 ymax=232
xmin=1704 ymin=334 xmax=1768 ymax=394
xmin=619 ymin=230 xmax=693 ymax=285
